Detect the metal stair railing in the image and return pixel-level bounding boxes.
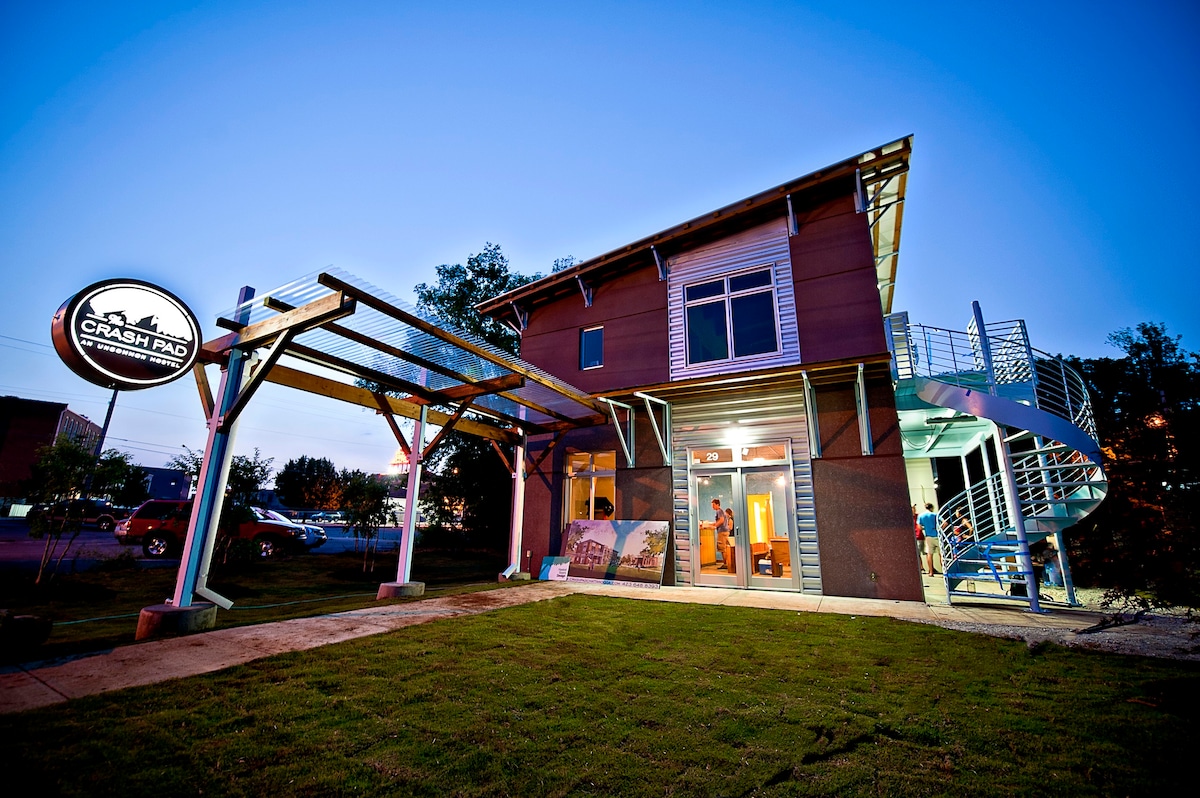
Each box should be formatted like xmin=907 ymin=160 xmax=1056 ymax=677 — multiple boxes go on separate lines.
xmin=937 ymin=473 xmax=1040 ymax=599
xmin=897 ymin=321 xmax=1096 ymax=436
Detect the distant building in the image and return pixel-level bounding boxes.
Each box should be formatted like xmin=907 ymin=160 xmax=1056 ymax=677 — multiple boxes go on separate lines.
xmin=0 ymin=395 xmax=101 ymax=498
xmin=142 ymin=467 xmax=191 ymax=501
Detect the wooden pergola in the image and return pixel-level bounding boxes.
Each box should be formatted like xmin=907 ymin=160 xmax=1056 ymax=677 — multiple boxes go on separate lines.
xmin=171 ymin=269 xmax=607 ymax=610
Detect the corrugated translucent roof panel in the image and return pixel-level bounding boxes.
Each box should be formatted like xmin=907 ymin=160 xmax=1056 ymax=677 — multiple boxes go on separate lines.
xmin=217 ymin=268 xmax=600 ymax=430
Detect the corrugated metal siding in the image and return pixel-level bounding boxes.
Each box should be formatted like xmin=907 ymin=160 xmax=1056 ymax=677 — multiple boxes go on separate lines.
xmin=669 ymin=387 xmax=822 ymax=594
xmin=667 ymin=218 xmax=800 ymax=381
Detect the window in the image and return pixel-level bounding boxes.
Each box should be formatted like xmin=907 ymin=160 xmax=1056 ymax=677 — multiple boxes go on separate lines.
xmin=684 ymin=266 xmax=779 ymax=365
xmin=580 ymin=325 xmax=604 ymax=370
xmin=566 ymin=451 xmax=616 ymax=521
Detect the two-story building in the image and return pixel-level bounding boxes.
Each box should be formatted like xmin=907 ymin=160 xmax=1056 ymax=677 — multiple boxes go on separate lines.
xmin=479 ymin=138 xmax=924 ymax=601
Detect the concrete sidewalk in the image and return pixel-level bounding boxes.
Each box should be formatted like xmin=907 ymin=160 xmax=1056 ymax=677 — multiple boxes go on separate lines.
xmin=0 ymin=581 xmax=1119 ymax=715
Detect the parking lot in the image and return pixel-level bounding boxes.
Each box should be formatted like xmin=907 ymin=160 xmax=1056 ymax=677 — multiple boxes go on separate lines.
xmin=0 ymin=516 xmax=406 ymax=570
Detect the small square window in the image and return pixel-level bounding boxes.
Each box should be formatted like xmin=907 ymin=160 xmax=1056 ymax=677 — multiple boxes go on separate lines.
xmin=580 ymin=326 xmax=604 ymax=369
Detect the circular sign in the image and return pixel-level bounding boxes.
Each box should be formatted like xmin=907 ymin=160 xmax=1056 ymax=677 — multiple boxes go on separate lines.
xmin=51 ymin=279 xmax=202 ymax=390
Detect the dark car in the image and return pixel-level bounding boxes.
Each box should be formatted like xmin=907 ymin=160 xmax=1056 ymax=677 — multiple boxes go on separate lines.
xmin=27 ymin=498 xmax=128 ymax=533
xmin=114 ymin=499 xmax=320 ymax=558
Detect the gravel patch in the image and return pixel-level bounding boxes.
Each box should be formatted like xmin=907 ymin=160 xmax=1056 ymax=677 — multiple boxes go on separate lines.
xmin=924 ymin=586 xmax=1200 ymax=662
xmin=921 ymin=615 xmax=1200 ymax=662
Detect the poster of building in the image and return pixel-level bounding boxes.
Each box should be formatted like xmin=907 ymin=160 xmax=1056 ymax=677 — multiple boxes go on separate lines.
xmin=561 ymin=520 xmax=670 ymax=588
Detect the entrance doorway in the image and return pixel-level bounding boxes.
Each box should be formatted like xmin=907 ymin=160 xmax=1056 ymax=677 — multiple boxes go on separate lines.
xmin=692 ymin=464 xmax=797 ymax=589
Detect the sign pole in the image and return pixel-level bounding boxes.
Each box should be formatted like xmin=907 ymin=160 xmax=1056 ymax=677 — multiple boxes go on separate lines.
xmin=172 ymin=286 xmax=255 ymax=608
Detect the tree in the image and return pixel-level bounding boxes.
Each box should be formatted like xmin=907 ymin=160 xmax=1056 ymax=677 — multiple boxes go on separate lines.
xmin=419 ymin=433 xmax=514 ymax=550
xmin=1066 ymin=323 xmax=1199 ymax=611
xmin=165 ymin=446 xmax=203 ymax=482
xmin=91 ymin=450 xmax=149 ymax=508
xmin=24 ymin=439 xmax=146 ymax=583
xmin=274 ymin=456 xmax=342 ymax=509
xmin=25 ymin=436 xmax=96 ymax=583
xmin=339 ymin=469 xmax=397 ymax=572
xmin=166 ymin=445 xmax=274 ymax=506
xmin=415 ymin=242 xmax=541 ymax=353
xmin=411 ymin=244 xmax=540 ymax=552
xmin=551 ymin=255 xmax=578 ymax=273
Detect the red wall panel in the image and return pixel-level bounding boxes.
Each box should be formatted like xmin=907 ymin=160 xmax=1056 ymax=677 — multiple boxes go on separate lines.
xmin=812 ymin=454 xmax=923 ymax=601
xmin=519 ymin=266 xmax=669 ymax=394
xmin=790 ymin=195 xmax=889 ymax=364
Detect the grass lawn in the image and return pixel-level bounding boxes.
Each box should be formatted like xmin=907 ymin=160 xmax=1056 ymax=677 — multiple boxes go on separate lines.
xmin=1 ymin=594 xmax=1196 ymax=796
xmin=0 ymin=548 xmax=508 ymax=662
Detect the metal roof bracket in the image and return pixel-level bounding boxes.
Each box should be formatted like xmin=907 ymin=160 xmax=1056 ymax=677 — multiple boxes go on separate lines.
xmin=633 ymin=391 xmax=671 ymax=466
xmin=600 ymin=397 xmax=635 ymax=468
xmin=801 ymin=370 xmax=821 ymax=459
xmin=786 ymin=193 xmax=798 ymax=235
xmin=509 ymin=301 xmax=528 ymax=332
xmin=854 ymin=169 xmax=865 ymax=213
xmin=651 ymin=245 xmax=668 ymax=281
xmin=575 ymin=275 xmax=594 ymax=308
xmin=855 ymin=363 xmax=874 ymax=455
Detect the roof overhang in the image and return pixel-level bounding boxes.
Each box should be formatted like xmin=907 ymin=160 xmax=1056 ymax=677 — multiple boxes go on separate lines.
xmin=477 ymin=136 xmax=912 ymax=324
xmin=198 ymin=270 xmax=609 ymax=443
xmin=599 ymin=352 xmax=895 ymax=405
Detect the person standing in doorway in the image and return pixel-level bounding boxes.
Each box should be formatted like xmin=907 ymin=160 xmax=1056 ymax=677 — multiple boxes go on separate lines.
xmin=712 ymin=498 xmax=734 ymax=573
xmin=917 ymin=503 xmax=939 ymax=575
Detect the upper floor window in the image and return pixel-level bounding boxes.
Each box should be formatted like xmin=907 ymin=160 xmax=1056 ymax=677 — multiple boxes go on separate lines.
xmin=580 ymin=325 xmax=604 ymax=370
xmin=684 ymin=267 xmax=779 ymax=365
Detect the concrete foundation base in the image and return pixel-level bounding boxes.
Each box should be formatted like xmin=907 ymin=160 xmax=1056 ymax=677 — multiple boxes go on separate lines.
xmin=499 ymin=571 xmax=532 ymax=582
xmin=377 ymin=581 xmax=425 ymax=599
xmin=136 ymin=602 xmax=217 ymax=641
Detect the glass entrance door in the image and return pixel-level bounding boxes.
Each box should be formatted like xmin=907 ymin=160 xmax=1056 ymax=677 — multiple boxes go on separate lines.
xmin=693 ymin=465 xmax=797 ymax=589
xmin=694 ymin=472 xmax=738 ymax=585
xmin=740 ymin=467 xmax=796 ymax=588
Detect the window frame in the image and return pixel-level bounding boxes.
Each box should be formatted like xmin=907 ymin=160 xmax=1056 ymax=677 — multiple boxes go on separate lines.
xmin=682 ymin=264 xmax=782 ymax=367
xmin=579 ymin=325 xmax=604 ymax=370
xmin=565 ymin=451 xmax=617 ymax=521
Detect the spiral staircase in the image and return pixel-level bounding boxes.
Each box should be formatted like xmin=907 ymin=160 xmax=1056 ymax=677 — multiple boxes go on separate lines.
xmin=888 ymin=304 xmax=1107 ymax=610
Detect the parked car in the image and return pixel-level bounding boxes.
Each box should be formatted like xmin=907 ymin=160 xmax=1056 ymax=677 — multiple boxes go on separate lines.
xmin=309 ymin=510 xmax=345 ymax=523
xmin=27 ymin=498 xmax=128 ymax=533
xmin=251 ymin=507 xmax=326 ymax=550
xmin=114 ymin=499 xmax=321 ymax=559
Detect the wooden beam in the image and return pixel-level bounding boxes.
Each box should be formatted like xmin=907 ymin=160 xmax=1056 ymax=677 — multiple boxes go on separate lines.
xmin=193 ymin=363 xmax=215 ymax=422
xmin=438 ymin=374 xmax=525 ymax=401
xmin=262 ymin=364 xmax=520 ymax=444
xmin=303 ymin=313 xmax=483 ymax=387
xmin=231 ymin=292 xmax=356 ymax=351
xmin=538 ymin=414 xmax=608 ymax=433
xmin=421 ymin=398 xmax=473 ymax=460
xmin=285 ymin=342 xmax=447 ymax=405
xmin=490 ymin=439 xmax=513 ymax=474
xmin=528 ymin=430 xmax=568 ymax=474
xmin=373 ymin=394 xmax=411 ymax=457
xmin=217 ymin=328 xmax=296 ymax=431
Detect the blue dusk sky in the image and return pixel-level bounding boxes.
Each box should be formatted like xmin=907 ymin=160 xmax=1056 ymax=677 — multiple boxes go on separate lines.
xmin=1 ymin=1 xmax=1197 ymax=476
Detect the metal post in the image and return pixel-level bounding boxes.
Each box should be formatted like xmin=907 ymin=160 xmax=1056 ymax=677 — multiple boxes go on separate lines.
xmin=972 ymin=301 xmax=997 ymax=395
xmin=993 ymin=421 xmax=1043 ymax=613
xmin=508 ymin=431 xmax=527 ymax=575
xmin=92 ymin=389 xmax=119 ymax=459
xmin=396 ymin=404 xmax=426 ymax=584
xmin=173 ymin=286 xmax=255 ymax=608
xmin=1052 ymin=530 xmax=1079 ymax=606
xmin=83 ymin=388 xmax=119 ymax=495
